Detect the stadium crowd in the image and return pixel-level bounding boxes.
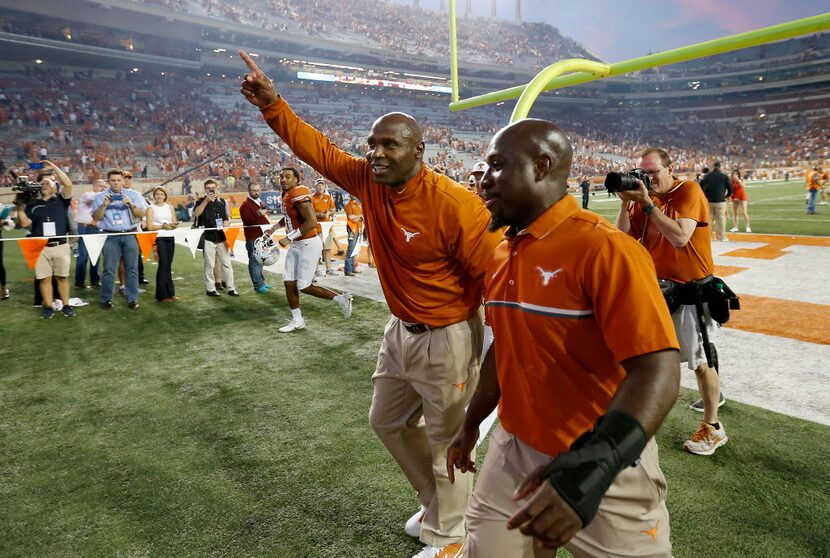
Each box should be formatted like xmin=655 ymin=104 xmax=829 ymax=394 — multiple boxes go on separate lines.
xmin=2 ymin=71 xmax=826 ymax=196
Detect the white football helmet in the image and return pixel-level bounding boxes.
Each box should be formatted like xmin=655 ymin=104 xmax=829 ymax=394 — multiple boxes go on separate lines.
xmin=254 ymin=233 xmax=280 ymax=266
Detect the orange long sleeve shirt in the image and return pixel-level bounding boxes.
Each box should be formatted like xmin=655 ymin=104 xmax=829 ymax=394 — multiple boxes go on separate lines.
xmin=261 ymin=98 xmax=501 ymax=326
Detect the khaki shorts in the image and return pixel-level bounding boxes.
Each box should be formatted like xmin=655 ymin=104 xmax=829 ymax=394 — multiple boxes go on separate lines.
xmin=35 ymin=243 xmax=71 ymax=280
xmin=672 ymin=303 xmax=716 ymax=371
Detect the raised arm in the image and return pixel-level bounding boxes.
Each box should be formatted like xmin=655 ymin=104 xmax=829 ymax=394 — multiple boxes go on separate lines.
xmin=239 ymin=51 xmax=366 ymax=196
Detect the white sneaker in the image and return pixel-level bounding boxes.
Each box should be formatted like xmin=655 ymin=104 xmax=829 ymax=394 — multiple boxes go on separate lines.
xmin=729 ymin=226 xmax=739 ymax=232
xmin=404 ymin=505 xmax=427 ymax=538
xmin=746 ymin=226 xmax=752 ymax=233
xmin=683 ymin=422 xmax=728 ymax=456
xmin=336 ymin=294 xmax=353 ymax=319
xmin=412 ymin=543 xmax=462 ymax=558
xmin=278 ymin=319 xmax=305 ymax=333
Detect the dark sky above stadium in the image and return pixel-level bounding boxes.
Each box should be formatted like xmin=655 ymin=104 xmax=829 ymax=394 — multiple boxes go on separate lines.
xmin=389 ymin=0 xmax=828 ymax=61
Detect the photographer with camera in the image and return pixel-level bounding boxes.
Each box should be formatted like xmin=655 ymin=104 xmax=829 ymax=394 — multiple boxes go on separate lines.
xmin=92 ymin=169 xmax=148 ymax=310
xmin=14 ymin=161 xmax=75 ymax=318
xmin=194 ymin=179 xmax=238 ymax=297
xmin=614 ymin=148 xmax=727 ymax=456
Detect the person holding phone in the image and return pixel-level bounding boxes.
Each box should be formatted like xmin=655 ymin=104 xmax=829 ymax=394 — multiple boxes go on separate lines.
xmin=194 ymin=179 xmax=238 ymax=297
xmin=92 ymin=168 xmax=148 ymax=310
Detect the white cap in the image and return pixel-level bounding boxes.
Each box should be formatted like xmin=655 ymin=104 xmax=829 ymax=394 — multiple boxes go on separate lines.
xmin=468 ymin=175 xmax=476 ymax=184
xmin=471 ymin=161 xmax=487 ymax=174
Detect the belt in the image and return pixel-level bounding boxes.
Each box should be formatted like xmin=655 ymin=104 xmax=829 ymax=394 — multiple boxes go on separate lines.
xmin=45 ymin=238 xmax=67 ymax=247
xmin=403 ymin=322 xmax=430 ymax=334
xmin=100 ymin=229 xmax=137 ymax=234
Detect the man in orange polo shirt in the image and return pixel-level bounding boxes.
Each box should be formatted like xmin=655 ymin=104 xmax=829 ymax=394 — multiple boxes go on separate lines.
xmin=266 ymin=167 xmax=353 ymax=333
xmin=447 ymin=120 xmax=679 ymax=557
xmin=240 ymin=51 xmax=502 ymax=558
xmin=805 ymin=166 xmax=824 ymax=214
xmin=311 ymin=178 xmax=338 ymax=276
xmin=343 ymin=195 xmax=363 ymax=277
xmin=616 ymin=148 xmax=727 ymax=456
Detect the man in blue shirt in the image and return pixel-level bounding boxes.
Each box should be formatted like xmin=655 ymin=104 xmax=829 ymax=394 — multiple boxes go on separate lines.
xmin=14 ymin=161 xmax=75 ymax=318
xmin=92 ymin=168 xmax=148 ymax=310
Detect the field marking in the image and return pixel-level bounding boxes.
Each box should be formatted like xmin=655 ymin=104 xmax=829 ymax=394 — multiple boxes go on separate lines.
xmin=725 ymin=294 xmax=830 ymax=345
xmin=721 ymin=234 xmax=830 ymax=260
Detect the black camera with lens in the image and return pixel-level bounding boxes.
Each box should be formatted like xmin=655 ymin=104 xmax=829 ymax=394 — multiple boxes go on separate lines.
xmin=604 ymin=168 xmax=651 ymax=194
xmin=9 ymin=171 xmax=41 ymax=205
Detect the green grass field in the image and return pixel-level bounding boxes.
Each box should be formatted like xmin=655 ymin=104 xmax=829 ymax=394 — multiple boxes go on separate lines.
xmin=1 ymin=181 xmax=828 ymax=557
xmin=582 ymin=179 xmax=830 ymax=237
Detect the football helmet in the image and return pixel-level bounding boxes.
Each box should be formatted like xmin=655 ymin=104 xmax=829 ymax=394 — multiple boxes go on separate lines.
xmin=253 ymin=233 xmax=280 ymax=266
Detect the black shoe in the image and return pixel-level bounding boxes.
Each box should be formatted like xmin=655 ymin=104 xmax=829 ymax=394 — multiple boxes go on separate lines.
xmin=75 ymin=283 xmax=91 ymax=290
xmin=206 ymin=291 xmax=221 ymax=297
xmin=100 ymin=301 xmax=113 ymax=309
xmin=690 ymin=393 xmax=726 ymax=412
xmin=90 ymin=283 xmax=101 ymax=288
xmin=128 ymin=301 xmax=140 ymax=310
xmin=139 ymin=279 xmax=150 ymax=285
xmin=227 ymin=290 xmax=239 ymax=297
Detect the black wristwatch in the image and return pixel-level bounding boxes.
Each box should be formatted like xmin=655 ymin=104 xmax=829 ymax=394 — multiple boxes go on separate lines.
xmin=642 ymin=203 xmax=656 ymax=215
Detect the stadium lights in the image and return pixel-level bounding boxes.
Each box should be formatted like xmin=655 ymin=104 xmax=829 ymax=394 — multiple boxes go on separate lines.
xmin=132 ymin=68 xmax=139 ymax=72
xmin=249 ymin=53 xmax=259 ymax=57
xmin=34 ymin=59 xmax=43 ymax=64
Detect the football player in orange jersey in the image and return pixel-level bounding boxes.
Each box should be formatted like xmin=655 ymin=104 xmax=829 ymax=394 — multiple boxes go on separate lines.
xmin=266 ymin=167 xmax=352 ymax=332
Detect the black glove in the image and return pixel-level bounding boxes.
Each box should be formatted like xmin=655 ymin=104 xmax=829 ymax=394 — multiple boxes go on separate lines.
xmin=542 ymin=410 xmax=647 ymax=527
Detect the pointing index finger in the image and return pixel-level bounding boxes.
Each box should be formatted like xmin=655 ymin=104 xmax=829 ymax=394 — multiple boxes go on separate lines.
xmin=239 ymin=50 xmax=262 ymax=77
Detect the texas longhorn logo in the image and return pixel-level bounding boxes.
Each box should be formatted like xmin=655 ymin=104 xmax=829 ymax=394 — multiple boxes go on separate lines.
xmin=400 ymin=227 xmax=421 ymax=243
xmin=536 ymin=266 xmax=563 ymax=286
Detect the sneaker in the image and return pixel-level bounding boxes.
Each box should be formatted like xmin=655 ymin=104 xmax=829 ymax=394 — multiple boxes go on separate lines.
xmin=344 ymin=271 xmax=355 ymax=277
xmin=118 ymin=286 xmax=126 ymax=296
xmin=100 ymin=301 xmax=113 ymax=310
xmin=227 ymin=290 xmax=240 ymax=297
xmin=137 ymin=288 xmax=147 ymax=294
xmin=75 ymin=283 xmax=91 ymax=289
xmin=278 ymin=319 xmax=306 ymax=333
xmin=745 ymin=226 xmax=752 ymax=233
xmin=127 ymin=301 xmax=140 ymax=310
xmin=315 ymin=269 xmax=326 ymax=278
xmin=206 ymin=291 xmax=221 ymax=297
xmin=683 ymin=422 xmax=728 ymax=455
xmin=255 ymin=286 xmax=271 ymax=294
xmin=404 ymin=505 xmax=427 ymax=538
xmin=139 ymin=278 xmax=150 ymax=285
xmin=326 ymin=269 xmax=338 ymax=276
xmin=412 ymin=543 xmax=462 ymax=558
xmin=41 ymin=307 xmax=55 ymax=319
xmin=336 ymin=294 xmax=353 ymax=319
xmin=1 ymin=288 xmax=9 ymax=300
xmin=729 ymin=226 xmax=739 ymax=232
xmin=690 ymin=393 xmax=726 ymax=412
xmin=61 ymin=306 xmax=76 ymax=317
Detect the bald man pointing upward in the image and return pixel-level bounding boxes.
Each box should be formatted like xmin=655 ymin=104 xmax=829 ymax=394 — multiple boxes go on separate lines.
xmin=446 ymin=120 xmax=680 ymax=557
xmin=240 ymin=52 xmax=501 ymax=558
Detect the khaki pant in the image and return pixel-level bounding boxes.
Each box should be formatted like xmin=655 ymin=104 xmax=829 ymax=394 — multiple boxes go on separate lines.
xmin=709 ymin=201 xmax=728 ymax=241
xmin=369 ymin=315 xmax=483 ymax=546
xmin=463 ymin=425 xmax=672 ymax=558
xmin=203 ymin=240 xmax=235 ymax=292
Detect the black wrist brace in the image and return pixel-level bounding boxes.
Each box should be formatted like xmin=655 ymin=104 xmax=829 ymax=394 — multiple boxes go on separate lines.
xmin=542 ymin=410 xmax=647 ymax=527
